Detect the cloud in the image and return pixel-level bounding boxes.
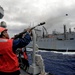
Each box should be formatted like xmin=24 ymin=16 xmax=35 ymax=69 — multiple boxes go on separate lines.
xmin=0 ymin=0 xmax=75 ymax=36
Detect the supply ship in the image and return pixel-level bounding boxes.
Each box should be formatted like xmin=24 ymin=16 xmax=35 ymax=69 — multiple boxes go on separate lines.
xmin=27 ymin=25 xmax=75 ymax=52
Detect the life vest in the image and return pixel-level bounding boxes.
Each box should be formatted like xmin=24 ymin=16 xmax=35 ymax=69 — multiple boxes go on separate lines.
xmin=0 ymin=38 xmax=20 ymax=72
xmin=23 ymin=51 xmax=28 ymax=60
xmin=19 ymin=48 xmax=28 ymax=60
xmin=22 ymin=48 xmax=28 ymax=60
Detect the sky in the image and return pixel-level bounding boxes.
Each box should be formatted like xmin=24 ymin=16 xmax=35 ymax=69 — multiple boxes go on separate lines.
xmin=0 ymin=0 xmax=75 ymax=37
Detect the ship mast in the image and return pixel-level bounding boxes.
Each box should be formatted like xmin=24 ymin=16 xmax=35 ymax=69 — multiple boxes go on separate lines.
xmin=64 ymin=25 xmax=67 ymax=40
xmin=64 ymin=14 xmax=68 ymax=40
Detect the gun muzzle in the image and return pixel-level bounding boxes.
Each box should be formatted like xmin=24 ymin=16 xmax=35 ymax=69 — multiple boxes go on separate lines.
xmin=40 ymin=22 xmax=45 ymax=25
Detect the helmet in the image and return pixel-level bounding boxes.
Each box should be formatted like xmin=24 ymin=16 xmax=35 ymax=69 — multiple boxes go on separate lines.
xmin=0 ymin=27 xmax=7 ymax=35
xmin=0 ymin=21 xmax=7 ymax=28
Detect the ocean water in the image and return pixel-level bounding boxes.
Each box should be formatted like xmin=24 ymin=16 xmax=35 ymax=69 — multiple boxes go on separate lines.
xmin=27 ymin=49 xmax=75 ymax=75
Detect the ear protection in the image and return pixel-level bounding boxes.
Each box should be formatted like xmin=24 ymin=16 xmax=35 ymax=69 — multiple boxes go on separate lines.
xmin=1 ymin=31 xmax=6 ymax=36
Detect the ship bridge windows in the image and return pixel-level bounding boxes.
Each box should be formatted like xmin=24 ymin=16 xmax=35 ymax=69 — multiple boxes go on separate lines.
xmin=70 ymin=38 xmax=74 ymax=40
xmin=57 ymin=38 xmax=63 ymax=40
xmin=57 ymin=38 xmax=74 ymax=40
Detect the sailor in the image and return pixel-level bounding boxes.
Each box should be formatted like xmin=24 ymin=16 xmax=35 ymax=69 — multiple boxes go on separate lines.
xmin=0 ymin=27 xmax=31 ymax=75
xmin=0 ymin=21 xmax=7 ymax=28
xmin=13 ymin=29 xmax=30 ymax=71
xmin=18 ymin=47 xmax=29 ymax=71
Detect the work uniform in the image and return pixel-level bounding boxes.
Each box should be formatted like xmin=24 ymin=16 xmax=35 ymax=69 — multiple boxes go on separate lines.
xmin=0 ymin=32 xmax=31 ymax=75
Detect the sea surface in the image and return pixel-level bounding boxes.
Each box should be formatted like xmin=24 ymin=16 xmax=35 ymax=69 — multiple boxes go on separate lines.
xmin=27 ymin=48 xmax=75 ymax=75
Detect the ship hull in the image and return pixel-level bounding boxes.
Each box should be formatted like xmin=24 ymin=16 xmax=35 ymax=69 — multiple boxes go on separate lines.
xmin=27 ymin=38 xmax=75 ymax=52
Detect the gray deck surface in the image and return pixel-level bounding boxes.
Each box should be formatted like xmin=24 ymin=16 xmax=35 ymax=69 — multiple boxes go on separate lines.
xmin=20 ymin=69 xmax=29 ymax=75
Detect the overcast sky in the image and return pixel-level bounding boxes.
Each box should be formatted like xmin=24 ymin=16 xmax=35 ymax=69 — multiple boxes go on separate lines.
xmin=0 ymin=0 xmax=75 ymax=37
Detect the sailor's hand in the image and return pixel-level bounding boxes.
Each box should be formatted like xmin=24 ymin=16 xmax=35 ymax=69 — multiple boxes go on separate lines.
xmin=23 ymin=28 xmax=32 ymax=36
xmin=26 ymin=28 xmax=31 ymax=32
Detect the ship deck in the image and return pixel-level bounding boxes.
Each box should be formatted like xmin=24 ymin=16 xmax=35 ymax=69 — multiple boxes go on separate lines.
xmin=20 ymin=69 xmax=29 ymax=75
